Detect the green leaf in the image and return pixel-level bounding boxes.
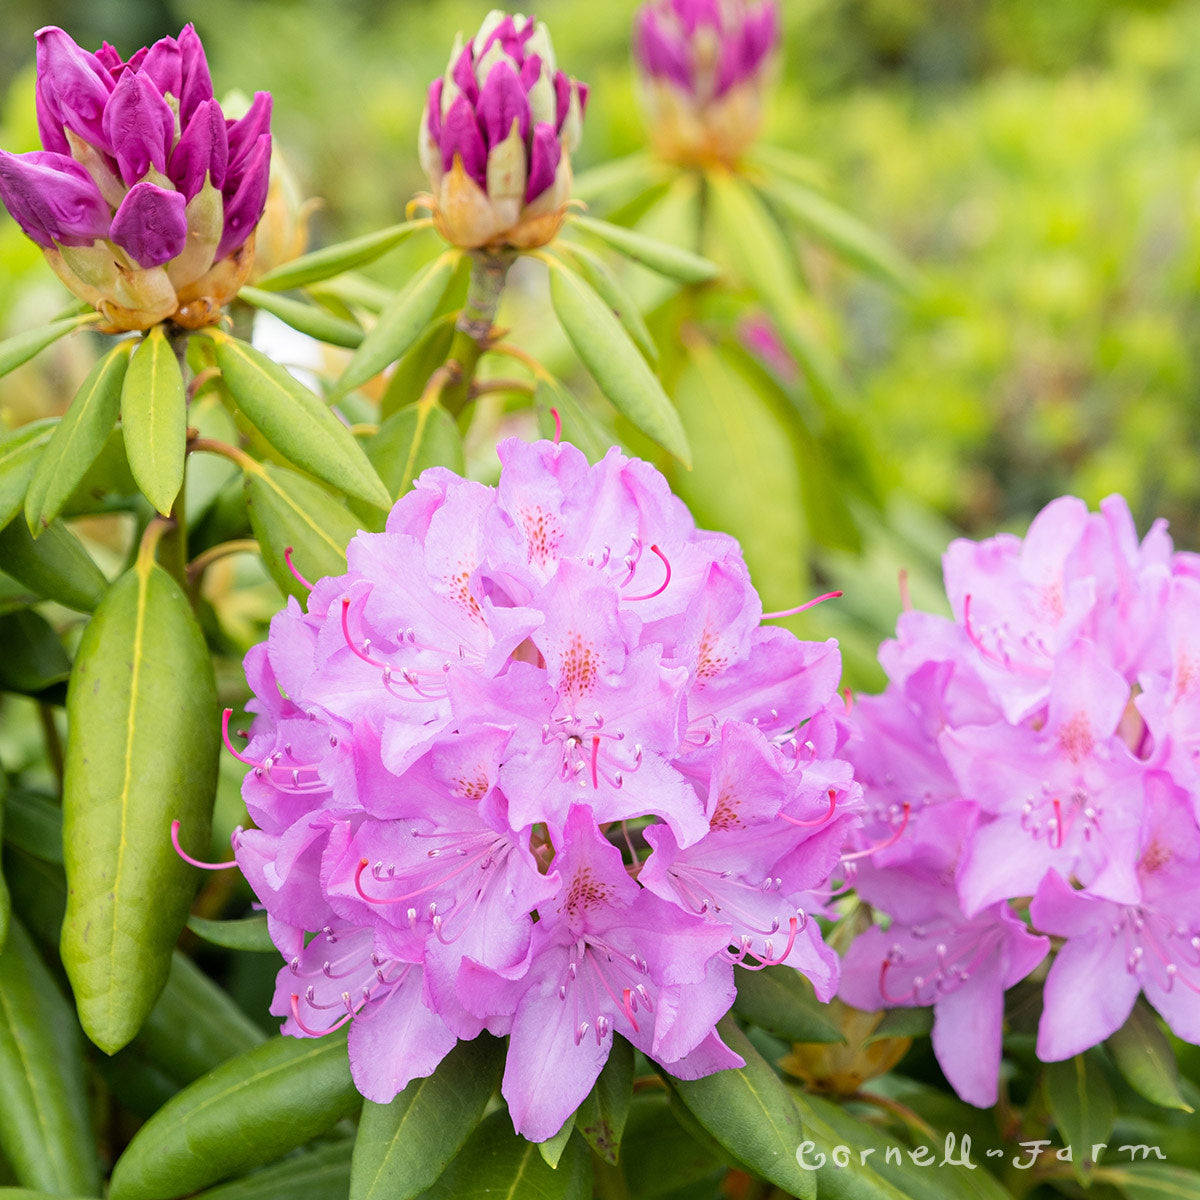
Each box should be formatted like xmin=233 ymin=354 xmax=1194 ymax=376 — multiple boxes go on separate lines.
xmin=121 ymin=325 xmax=186 ymax=515
xmin=733 ymin=965 xmax=846 ymax=1045
xmin=532 ymin=379 xmax=611 ymax=464
xmin=61 ymin=550 xmax=219 ymax=1054
xmin=192 ymin=1140 xmax=353 ymax=1200
xmin=619 ymin=1092 xmax=723 ymax=1198
xmin=670 ymin=338 xmax=814 ymax=597
xmin=367 ymin=399 xmax=465 ymax=501
xmin=1106 ymin=1001 xmax=1193 ymax=1112
xmin=568 ymin=215 xmax=719 ymax=284
xmin=1045 ymin=1053 xmax=1117 ymax=1184
xmin=351 ymin=1034 xmax=503 ymax=1200
xmin=665 ymin=1015 xmax=814 ymax=1198
xmin=0 ymin=517 xmax=108 ymax=613
xmin=556 ymin=241 xmax=658 ymax=364
xmin=186 ymin=914 xmax=275 ymax=954
xmin=243 ymin=463 xmax=362 ymax=602
xmin=759 ymin=176 xmax=920 ymax=293
xmin=254 ymin=220 xmax=430 ymax=292
xmin=538 ymin=1113 xmax=577 ymax=1169
xmin=134 ymin=951 xmax=267 ymax=1085
xmin=705 ymin=169 xmax=849 ymax=410
xmin=869 ymin=1007 xmax=934 ymax=1041
xmin=0 ymin=778 xmax=8 ymax=954
xmin=379 ymin=314 xmax=458 ymax=420
xmin=335 ymin=252 xmax=461 ymax=399
xmin=1099 ymin=1163 xmax=1200 ymax=1199
xmin=0 ymin=611 xmax=70 ymax=698
xmin=0 ymin=1191 xmax=100 ymax=1199
xmin=415 ymin=1110 xmax=592 ymax=1200
xmin=0 ymin=917 xmax=102 ymax=1195
xmin=546 ymin=259 xmax=690 ymax=466
xmin=237 ymin=287 xmax=364 ymax=349
xmin=108 ymin=1032 xmax=361 ymax=1200
xmin=2 ymin=789 xmax=63 ymax=865
xmin=0 ymin=313 xmax=97 ymax=381
xmin=571 ymin=151 xmax=661 ymax=209
xmin=793 ymin=1089 xmax=1012 ymax=1200
xmin=574 ymin=1035 xmax=633 ymax=1166
xmin=24 ymin=340 xmax=133 ymax=534
xmin=212 ymin=331 xmax=390 ymax=511
xmin=0 ymin=422 xmax=56 ymax=529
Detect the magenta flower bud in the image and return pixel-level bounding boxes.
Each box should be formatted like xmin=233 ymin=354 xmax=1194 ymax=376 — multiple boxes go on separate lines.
xmin=418 ymin=10 xmax=588 ymax=250
xmin=633 ymin=0 xmax=780 ymax=165
xmin=0 ymin=24 xmax=271 ymax=332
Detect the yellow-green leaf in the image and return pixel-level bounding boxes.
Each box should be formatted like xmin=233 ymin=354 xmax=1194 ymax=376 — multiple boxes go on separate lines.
xmin=121 ymin=326 xmax=186 ymax=515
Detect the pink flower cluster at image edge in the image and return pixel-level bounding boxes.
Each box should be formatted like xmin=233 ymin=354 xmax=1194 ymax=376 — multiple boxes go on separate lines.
xmin=840 ymin=495 xmax=1200 ymax=1106
xmin=231 ymin=438 xmax=861 ymax=1140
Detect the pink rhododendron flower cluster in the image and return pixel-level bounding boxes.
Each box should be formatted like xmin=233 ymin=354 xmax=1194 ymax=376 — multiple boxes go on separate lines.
xmin=228 ymin=438 xmax=859 ymax=1140
xmin=839 ymin=495 xmax=1200 ymax=1106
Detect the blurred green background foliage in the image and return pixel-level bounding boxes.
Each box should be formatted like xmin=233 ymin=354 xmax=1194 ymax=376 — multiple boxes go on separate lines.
xmin=4 ymin=0 xmax=1200 ymax=549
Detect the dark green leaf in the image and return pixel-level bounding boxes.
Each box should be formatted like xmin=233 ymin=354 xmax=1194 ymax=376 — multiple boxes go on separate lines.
xmin=759 ymin=176 xmax=920 ymax=292
xmin=243 ymin=463 xmax=361 ymax=602
xmin=134 ymin=951 xmax=267 ymax=1085
xmin=121 ymin=325 xmax=186 ymax=515
xmin=212 ymin=331 xmax=390 ymax=511
xmin=1106 ymin=1002 xmax=1193 ymax=1112
xmin=366 ymin=399 xmax=464 ymax=501
xmin=0 ymin=778 xmax=7 ymax=954
xmin=0 ymin=314 xmax=97 ymax=381
xmin=0 ymin=517 xmax=107 ymax=613
xmin=238 ymin=287 xmax=364 ymax=349
xmin=192 ymin=1140 xmax=353 ymax=1200
xmin=0 ymin=422 xmax=56 ymax=529
xmin=379 ymin=314 xmax=458 ymax=420
xmin=733 ymin=965 xmax=846 ymax=1045
xmin=61 ymin=551 xmax=219 ymax=1054
xmin=24 ymin=340 xmax=133 ymax=534
xmin=869 ymin=1007 xmax=933 ymax=1042
xmin=0 ymin=1191 xmax=101 ymax=1199
xmin=547 ymin=259 xmax=690 ymax=466
xmin=335 ymin=252 xmax=461 ymax=399
xmin=1099 ymin=1163 xmax=1200 ymax=1199
xmin=2 ymin=790 xmax=63 ymax=866
xmin=187 ymin=914 xmax=275 ymax=954
xmin=665 ymin=1015 xmax=814 ymax=1198
xmin=568 ymin=215 xmax=719 ymax=284
xmin=350 ymin=1035 xmax=503 ymax=1200
xmin=108 ymin=1032 xmax=361 ymax=1200
xmin=0 ymin=917 xmax=102 ymax=1195
xmin=556 ymin=241 xmax=658 ymax=364
xmin=619 ymin=1092 xmax=723 ymax=1198
xmin=254 ymin=220 xmax=431 ymax=292
xmin=414 ymin=1110 xmax=592 ymax=1200
xmin=0 ymin=611 xmax=70 ymax=697
xmin=1045 ymin=1053 xmax=1117 ymax=1183
xmin=575 ymin=1035 xmax=633 ymax=1166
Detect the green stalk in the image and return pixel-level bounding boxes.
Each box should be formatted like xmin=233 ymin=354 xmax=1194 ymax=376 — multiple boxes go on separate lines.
xmin=441 ymin=249 xmax=516 ymax=416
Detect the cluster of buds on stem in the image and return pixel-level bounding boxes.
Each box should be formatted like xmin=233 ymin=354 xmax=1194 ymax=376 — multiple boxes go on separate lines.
xmin=417 ymin=10 xmax=587 ymax=249
xmin=633 ymin=0 xmax=780 ymax=166
xmin=0 ymin=26 xmax=271 ymax=332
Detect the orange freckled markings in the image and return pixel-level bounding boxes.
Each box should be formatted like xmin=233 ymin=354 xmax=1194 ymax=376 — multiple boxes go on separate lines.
xmin=696 ymin=627 xmax=728 ymax=680
xmin=1177 ymin=654 xmax=1199 ymax=699
xmin=709 ymin=790 xmax=742 ymax=831
xmin=453 ymin=772 xmax=489 ymax=801
xmin=520 ymin=506 xmax=563 ymax=566
xmin=1038 ymin=582 xmax=1066 ymax=622
xmin=1057 ymin=712 xmax=1094 ymax=764
xmin=561 ymin=633 xmax=597 ymax=696
xmin=563 ymin=867 xmax=610 ymax=918
xmin=1141 ymin=838 xmax=1171 ymax=873
xmin=447 ymin=565 xmax=484 ymax=621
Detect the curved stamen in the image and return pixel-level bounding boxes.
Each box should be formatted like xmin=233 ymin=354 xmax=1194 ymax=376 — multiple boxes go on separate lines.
xmin=340 ymin=599 xmax=391 ymax=670
xmin=736 ymin=916 xmax=800 ymax=970
xmin=221 ymin=708 xmax=261 ymax=766
xmin=283 ymin=547 xmax=313 ymax=591
xmin=761 ymin=591 xmax=842 ymax=621
xmin=171 ymin=819 xmax=241 ymax=869
xmin=550 ymin=407 xmax=562 ymax=444
xmin=289 ymin=993 xmax=353 ymax=1037
xmin=841 ymin=801 xmax=911 ymax=863
xmin=1051 ymin=796 xmax=1065 ymax=850
xmin=625 ymin=544 xmax=672 ymax=602
xmin=779 ymin=788 xmax=839 ymax=829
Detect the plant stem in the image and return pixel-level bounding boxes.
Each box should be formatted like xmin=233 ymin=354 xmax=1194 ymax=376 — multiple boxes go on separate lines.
xmin=592 ymin=1153 xmax=633 ymax=1200
xmin=38 ymin=702 xmax=64 ymax=795
xmin=441 ymin=249 xmax=515 ymax=416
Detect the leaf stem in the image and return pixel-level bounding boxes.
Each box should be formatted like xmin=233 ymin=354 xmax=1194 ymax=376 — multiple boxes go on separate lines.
xmin=37 ymin=702 xmax=64 ymax=794
xmin=441 ymin=249 xmax=516 ymax=416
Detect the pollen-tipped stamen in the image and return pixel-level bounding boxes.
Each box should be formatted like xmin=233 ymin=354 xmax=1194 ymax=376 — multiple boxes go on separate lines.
xmin=761 ymin=591 xmax=843 ymax=621
xmin=283 ymin=546 xmax=313 ymax=591
xmin=841 ymin=801 xmax=912 ymax=863
xmin=779 ymin=788 xmax=839 ymax=828
xmin=170 ymin=818 xmax=241 ymax=869
xmin=289 ymin=992 xmax=353 ymax=1037
xmin=625 ymin=544 xmax=672 ymax=602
